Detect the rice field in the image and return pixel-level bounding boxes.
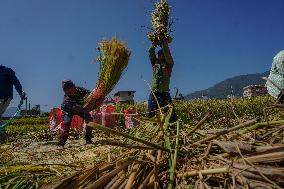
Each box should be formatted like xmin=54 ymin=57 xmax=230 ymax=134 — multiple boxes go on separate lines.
xmin=0 ymin=95 xmax=283 ymax=188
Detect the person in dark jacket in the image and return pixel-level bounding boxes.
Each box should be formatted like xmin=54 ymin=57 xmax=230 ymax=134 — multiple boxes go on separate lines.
xmin=59 ymin=79 xmax=95 ymax=146
xmin=0 ymin=65 xmax=25 ymax=118
xmin=147 ymin=38 xmax=177 ymax=121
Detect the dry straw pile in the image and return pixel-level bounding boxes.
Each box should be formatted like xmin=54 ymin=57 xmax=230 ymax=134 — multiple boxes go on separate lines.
xmin=48 ymin=105 xmax=284 ymax=189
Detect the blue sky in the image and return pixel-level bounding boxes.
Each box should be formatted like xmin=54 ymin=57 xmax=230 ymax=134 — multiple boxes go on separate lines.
xmin=1 ymin=0 xmax=284 ymax=111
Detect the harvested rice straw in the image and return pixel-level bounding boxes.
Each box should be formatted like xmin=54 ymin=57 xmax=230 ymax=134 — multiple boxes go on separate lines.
xmin=84 ymin=37 xmax=131 ymax=109
xmin=148 ymin=0 xmax=172 ymax=45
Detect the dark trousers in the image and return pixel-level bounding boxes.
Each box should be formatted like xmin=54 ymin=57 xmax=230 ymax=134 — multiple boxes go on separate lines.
xmin=59 ymin=112 xmax=93 ymax=145
xmin=147 ymin=92 xmax=177 ymax=122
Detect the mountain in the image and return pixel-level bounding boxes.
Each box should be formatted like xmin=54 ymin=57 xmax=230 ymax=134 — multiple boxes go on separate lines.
xmin=185 ymin=71 xmax=270 ymax=99
xmin=2 ymin=107 xmax=18 ymax=117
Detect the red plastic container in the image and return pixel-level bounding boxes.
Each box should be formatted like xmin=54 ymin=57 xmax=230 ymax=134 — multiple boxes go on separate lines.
xmin=124 ymin=108 xmax=138 ymax=129
xmin=49 ymin=108 xmax=85 ymax=133
xmin=101 ymin=105 xmax=116 ymax=128
xmin=49 ymin=108 xmax=64 ymax=132
xmin=90 ymin=109 xmax=102 ymax=124
xmin=70 ymin=115 xmax=84 ymax=131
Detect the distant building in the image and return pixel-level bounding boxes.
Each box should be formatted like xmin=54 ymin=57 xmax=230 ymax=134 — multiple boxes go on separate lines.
xmin=20 ymin=104 xmax=41 ymax=116
xmin=243 ymin=85 xmax=267 ymax=97
xmin=227 ymin=94 xmax=235 ymax=99
xmin=114 ymin=91 xmax=135 ymax=104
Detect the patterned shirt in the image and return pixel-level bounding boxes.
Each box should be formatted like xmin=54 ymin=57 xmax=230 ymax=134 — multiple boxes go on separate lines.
xmin=266 ymin=50 xmax=284 ymax=98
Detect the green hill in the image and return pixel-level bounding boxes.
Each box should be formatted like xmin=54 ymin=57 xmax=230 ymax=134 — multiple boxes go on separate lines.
xmin=185 ymin=71 xmax=269 ymax=99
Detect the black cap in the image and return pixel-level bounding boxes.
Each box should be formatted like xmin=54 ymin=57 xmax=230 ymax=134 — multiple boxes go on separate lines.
xmin=62 ymin=79 xmax=75 ymax=90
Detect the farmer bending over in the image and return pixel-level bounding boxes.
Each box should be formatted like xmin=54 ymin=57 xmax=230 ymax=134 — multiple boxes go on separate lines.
xmin=147 ymin=38 xmax=177 ymax=121
xmin=59 ymin=79 xmax=101 ymax=146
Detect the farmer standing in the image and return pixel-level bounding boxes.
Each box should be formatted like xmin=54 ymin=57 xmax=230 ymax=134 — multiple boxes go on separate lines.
xmin=59 ymin=79 xmax=103 ymax=146
xmin=147 ymin=38 xmax=177 ymax=121
xmin=266 ymin=50 xmax=284 ymax=103
xmin=0 ymin=65 xmax=25 ymax=120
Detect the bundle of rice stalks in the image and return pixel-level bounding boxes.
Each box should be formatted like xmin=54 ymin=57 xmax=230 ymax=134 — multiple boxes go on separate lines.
xmin=84 ymin=37 xmax=131 ymax=109
xmin=148 ymin=0 xmax=172 ymax=45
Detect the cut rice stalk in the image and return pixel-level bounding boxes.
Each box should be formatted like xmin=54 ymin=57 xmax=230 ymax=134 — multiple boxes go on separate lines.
xmin=84 ymin=37 xmax=131 ymax=109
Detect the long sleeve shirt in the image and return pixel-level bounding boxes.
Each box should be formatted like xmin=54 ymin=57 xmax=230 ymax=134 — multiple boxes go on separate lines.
xmin=149 ymin=42 xmax=174 ymax=93
xmin=0 ymin=65 xmax=23 ymax=99
xmin=61 ymin=87 xmax=90 ymax=115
